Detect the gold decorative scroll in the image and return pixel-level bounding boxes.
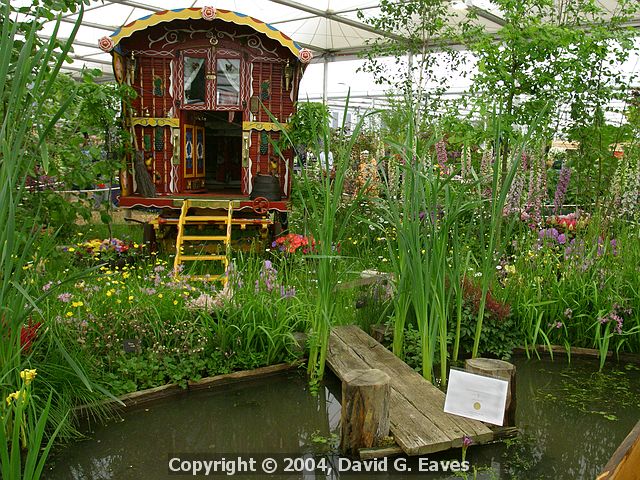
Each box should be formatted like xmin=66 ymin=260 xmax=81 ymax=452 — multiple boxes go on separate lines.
xmin=242 ymin=121 xmax=289 ymax=132
xmin=131 ymin=117 xmax=180 ymax=127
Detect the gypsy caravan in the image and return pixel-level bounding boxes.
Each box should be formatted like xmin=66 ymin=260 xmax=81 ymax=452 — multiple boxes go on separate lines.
xmin=99 ymin=7 xmax=312 ymax=277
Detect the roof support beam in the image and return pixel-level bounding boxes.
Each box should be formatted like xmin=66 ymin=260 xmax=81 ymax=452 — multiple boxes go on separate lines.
xmin=466 ymin=0 xmax=505 ymax=27
xmin=39 ymin=35 xmax=102 ymax=50
xmin=70 ymin=55 xmax=112 ymax=66
xmin=269 ymin=4 xmax=380 ymax=26
xmin=58 ymin=16 xmax=118 ymax=32
xmin=267 ymin=0 xmax=405 ymax=42
xmin=105 ymin=0 xmax=165 ymax=13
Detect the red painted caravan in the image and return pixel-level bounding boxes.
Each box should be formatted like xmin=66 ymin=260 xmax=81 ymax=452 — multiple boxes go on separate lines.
xmin=101 ymin=7 xmax=311 ymax=249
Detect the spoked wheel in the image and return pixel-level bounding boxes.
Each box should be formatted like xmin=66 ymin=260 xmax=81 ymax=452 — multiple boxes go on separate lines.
xmin=252 ymin=196 xmax=270 ymax=215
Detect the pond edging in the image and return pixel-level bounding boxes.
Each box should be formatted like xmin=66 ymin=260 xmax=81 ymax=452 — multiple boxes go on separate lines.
xmin=512 ymin=345 xmax=640 ymax=364
xmin=76 ymin=361 xmax=305 ymax=415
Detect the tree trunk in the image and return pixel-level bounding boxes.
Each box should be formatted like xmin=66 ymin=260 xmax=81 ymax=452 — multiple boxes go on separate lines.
xmin=340 ymin=369 xmax=391 ymax=456
xmin=465 ymin=358 xmax=516 ymax=427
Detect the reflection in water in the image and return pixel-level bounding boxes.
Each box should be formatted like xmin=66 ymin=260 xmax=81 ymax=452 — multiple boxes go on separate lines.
xmin=45 ymin=359 xmax=640 ymax=480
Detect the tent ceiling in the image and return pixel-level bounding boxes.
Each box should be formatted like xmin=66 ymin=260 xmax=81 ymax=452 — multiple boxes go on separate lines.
xmin=33 ymin=0 xmax=640 ymax=82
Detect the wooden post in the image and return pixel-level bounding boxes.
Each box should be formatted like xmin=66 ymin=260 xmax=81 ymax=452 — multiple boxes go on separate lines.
xmin=340 ymin=369 xmax=391 ymax=456
xmin=465 ymin=358 xmax=517 ymax=427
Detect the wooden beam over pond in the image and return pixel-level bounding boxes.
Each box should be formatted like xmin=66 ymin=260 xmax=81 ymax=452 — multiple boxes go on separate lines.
xmin=598 ymin=419 xmax=640 ymax=480
xmin=327 ymin=325 xmax=494 ymax=457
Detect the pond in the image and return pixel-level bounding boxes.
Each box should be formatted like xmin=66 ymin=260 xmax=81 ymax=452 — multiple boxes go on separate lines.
xmin=44 ymin=357 xmax=640 ymax=479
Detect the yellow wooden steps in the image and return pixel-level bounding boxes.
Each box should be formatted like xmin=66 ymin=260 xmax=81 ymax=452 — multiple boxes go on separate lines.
xmin=173 ymin=199 xmax=233 ymax=282
xmin=179 ymin=255 xmax=227 ymax=261
xmin=183 ymin=215 xmax=229 ymax=221
xmin=181 ymin=235 xmax=228 ymax=241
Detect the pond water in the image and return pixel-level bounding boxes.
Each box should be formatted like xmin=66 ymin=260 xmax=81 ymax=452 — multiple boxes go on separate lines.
xmin=45 ymin=357 xmax=640 ymax=479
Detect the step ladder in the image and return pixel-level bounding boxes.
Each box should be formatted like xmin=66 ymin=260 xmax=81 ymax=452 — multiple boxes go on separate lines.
xmin=173 ymin=199 xmax=233 ymax=282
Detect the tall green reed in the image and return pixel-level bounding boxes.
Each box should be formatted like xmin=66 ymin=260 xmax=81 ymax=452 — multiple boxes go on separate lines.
xmin=377 ymin=114 xmax=477 ymax=384
xmin=469 ymin=130 xmax=522 ymax=359
xmin=0 ymin=2 xmax=110 ymax=473
xmin=0 ymin=375 xmax=64 ymax=480
xmin=268 ymin=97 xmax=372 ymax=383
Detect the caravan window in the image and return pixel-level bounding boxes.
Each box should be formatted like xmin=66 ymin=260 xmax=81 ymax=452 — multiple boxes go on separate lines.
xmin=184 ymin=56 xmax=206 ymax=104
xmin=216 ymin=58 xmax=240 ymax=106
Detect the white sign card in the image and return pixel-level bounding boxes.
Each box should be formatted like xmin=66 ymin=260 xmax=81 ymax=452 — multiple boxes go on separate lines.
xmin=443 ymin=369 xmax=508 ymax=426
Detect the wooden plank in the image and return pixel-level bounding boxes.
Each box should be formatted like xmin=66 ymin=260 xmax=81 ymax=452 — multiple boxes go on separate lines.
xmin=513 ymin=344 xmax=640 ymax=365
xmin=330 ymin=332 xmax=455 ymax=454
xmin=387 ymin=388 xmax=454 ymax=455
xmin=598 ymin=419 xmax=640 ymax=480
xmin=327 ymin=330 xmax=370 ymax=375
xmin=334 ymin=326 xmax=494 ymax=445
xmin=118 ymin=383 xmax=181 ymax=407
xmin=188 ymin=362 xmax=302 ymax=391
xmin=328 ymin=326 xmax=494 ymax=456
xmin=359 ymin=444 xmax=404 ymax=460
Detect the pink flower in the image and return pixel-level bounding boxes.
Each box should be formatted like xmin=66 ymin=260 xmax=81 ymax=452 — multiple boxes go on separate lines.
xmin=58 ymin=292 xmax=72 ymax=303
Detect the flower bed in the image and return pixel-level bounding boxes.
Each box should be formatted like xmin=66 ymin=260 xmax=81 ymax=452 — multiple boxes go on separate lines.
xmin=63 ymin=238 xmax=144 ymax=267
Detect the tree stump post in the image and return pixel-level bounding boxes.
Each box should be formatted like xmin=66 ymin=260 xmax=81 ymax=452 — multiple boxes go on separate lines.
xmin=340 ymin=369 xmax=391 ymax=456
xmin=465 ymin=358 xmax=517 ymax=427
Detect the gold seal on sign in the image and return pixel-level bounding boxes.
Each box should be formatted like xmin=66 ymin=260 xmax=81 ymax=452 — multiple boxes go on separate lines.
xmin=473 ymin=402 xmax=481 ymax=410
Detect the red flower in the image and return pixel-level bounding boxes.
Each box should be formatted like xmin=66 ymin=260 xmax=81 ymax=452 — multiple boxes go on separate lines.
xmin=462 ymin=279 xmax=511 ymax=321
xmin=20 ymin=321 xmax=42 ymax=352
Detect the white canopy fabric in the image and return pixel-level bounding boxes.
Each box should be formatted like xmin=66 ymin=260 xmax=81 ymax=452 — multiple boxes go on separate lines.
xmin=38 ymin=0 xmax=635 ymax=74
xmin=25 ymin=0 xmax=640 ymax=102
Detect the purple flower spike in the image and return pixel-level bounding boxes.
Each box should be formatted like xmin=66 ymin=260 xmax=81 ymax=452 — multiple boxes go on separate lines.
xmin=553 ymin=166 xmax=572 ymax=215
xmin=462 ymin=435 xmax=473 ymax=448
xmin=557 ymin=233 xmax=566 ymax=244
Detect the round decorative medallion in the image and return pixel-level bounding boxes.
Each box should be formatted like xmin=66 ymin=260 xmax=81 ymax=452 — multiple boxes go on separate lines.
xmin=201 ymin=6 xmax=217 ymax=21
xmin=299 ymin=48 xmax=313 ymax=63
xmin=113 ymin=53 xmax=126 ymax=83
xmin=98 ymin=36 xmax=115 ymax=52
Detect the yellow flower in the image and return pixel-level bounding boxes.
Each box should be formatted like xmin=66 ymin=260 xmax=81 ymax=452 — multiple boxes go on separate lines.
xmin=505 ymin=265 xmax=516 ymax=274
xmin=5 ymin=390 xmax=26 ymax=405
xmin=116 ymin=299 xmax=122 ymax=304
xmin=128 ymin=296 xmax=134 ymax=301
xmin=72 ymin=301 xmax=84 ymax=308
xmin=66 ymin=311 xmax=73 ymax=317
xmin=173 ymin=300 xmax=178 ymax=305
xmin=68 ymin=247 xmax=75 ymax=252
xmin=158 ymin=293 xmax=163 ymax=299
xmin=20 ymin=369 xmax=37 ymax=385
xmin=106 ymin=291 xmax=112 ymax=297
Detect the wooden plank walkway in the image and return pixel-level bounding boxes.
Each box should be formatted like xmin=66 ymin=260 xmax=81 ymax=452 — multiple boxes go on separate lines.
xmin=327 ymin=325 xmax=494 ymax=456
